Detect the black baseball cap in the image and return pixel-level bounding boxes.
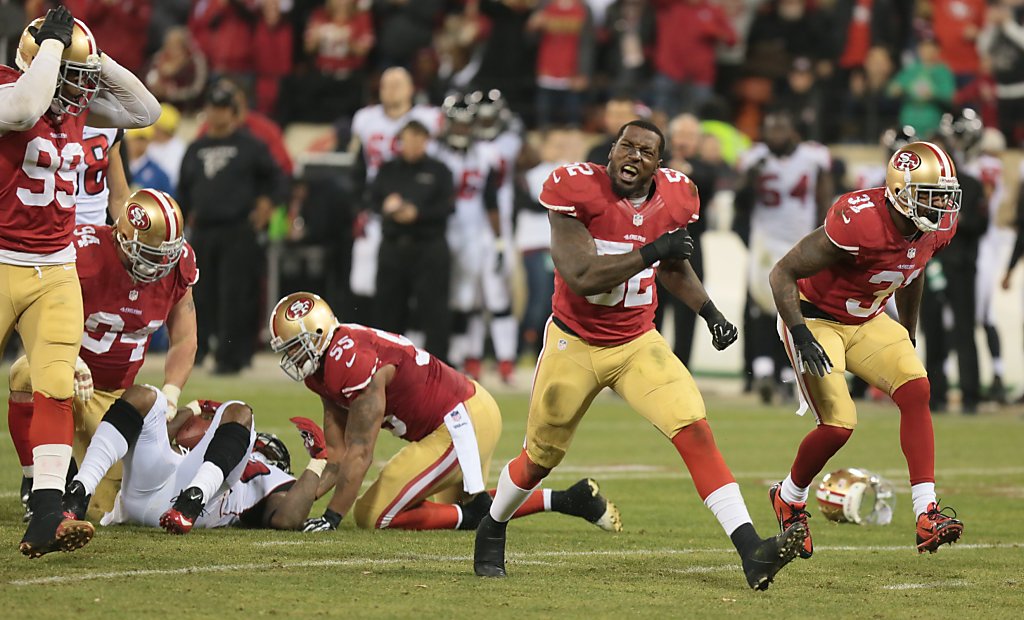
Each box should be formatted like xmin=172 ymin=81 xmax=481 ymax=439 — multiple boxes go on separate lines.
xmin=206 ymin=83 xmax=238 ymax=109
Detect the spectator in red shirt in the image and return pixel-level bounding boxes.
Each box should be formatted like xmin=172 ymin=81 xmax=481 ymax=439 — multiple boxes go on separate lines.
xmin=189 ymin=0 xmax=258 ymax=94
xmin=933 ymin=0 xmax=987 ymax=87
xmin=527 ymin=0 xmax=595 ymax=127
xmin=253 ymin=0 xmax=293 ymax=117
xmin=64 ymin=0 xmax=153 ymax=74
xmin=145 ymin=27 xmax=210 ymax=113
xmin=650 ymin=0 xmax=736 ymax=119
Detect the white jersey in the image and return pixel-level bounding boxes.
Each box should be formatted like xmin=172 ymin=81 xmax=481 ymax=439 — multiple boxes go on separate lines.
xmin=433 ymin=141 xmax=501 ymax=234
xmin=965 ymin=154 xmax=1006 ymax=233
xmin=739 ymin=141 xmax=831 ymax=248
xmin=353 ymin=104 xmax=443 ymax=182
xmin=201 ymin=452 xmax=295 ymax=528
xmin=75 ymin=126 xmax=121 ymax=226
xmin=486 ymin=125 xmax=524 ymax=239
xmin=852 ymin=163 xmax=886 ymax=191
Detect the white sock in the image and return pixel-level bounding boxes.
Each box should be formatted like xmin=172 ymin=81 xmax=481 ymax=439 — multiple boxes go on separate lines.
xmin=542 ymin=488 xmax=552 ymax=511
xmin=489 ymin=462 xmax=536 ymax=522
xmin=75 ymin=421 xmax=130 ymax=495
xmin=490 ymin=315 xmax=519 ymax=362
xmin=453 ymin=504 xmax=464 ymax=530
xmin=780 ymin=473 xmax=809 ymax=505
xmin=188 ymin=461 xmax=225 ymax=502
xmin=752 ymin=356 xmax=775 ymax=379
xmin=31 ymin=444 xmax=73 ymax=492
xmin=466 ymin=313 xmax=486 ymax=359
xmin=911 ymin=482 xmax=936 ymax=516
xmin=703 ymin=482 xmax=753 ymax=536
xmin=21 ymin=465 xmax=33 ymax=478
xmin=993 ymin=359 xmax=1004 ymax=376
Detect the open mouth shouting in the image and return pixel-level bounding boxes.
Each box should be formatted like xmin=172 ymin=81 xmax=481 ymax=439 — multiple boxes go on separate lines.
xmin=619 ymin=164 xmax=640 ymax=183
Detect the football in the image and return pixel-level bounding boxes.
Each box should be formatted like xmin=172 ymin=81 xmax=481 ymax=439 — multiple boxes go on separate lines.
xmin=175 ymin=412 xmax=212 ymax=450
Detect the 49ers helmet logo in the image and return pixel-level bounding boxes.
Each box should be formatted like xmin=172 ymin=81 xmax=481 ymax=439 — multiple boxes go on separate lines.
xmin=892 ymin=151 xmax=922 ymax=171
xmin=285 ymin=298 xmax=314 ymax=321
xmin=126 ymin=204 xmax=151 ymax=230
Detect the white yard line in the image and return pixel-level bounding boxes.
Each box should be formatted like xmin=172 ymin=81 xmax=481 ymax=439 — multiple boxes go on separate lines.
xmin=8 ymin=543 xmax=1018 ymax=586
xmin=882 ymin=579 xmax=970 ymax=591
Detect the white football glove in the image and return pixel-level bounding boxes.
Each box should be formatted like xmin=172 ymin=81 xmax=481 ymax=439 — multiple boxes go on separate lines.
xmin=73 ymin=356 xmax=94 ymax=402
xmin=162 ymin=384 xmax=182 ymax=422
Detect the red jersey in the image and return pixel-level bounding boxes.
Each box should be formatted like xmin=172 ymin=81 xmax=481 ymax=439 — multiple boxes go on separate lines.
xmin=799 ymin=188 xmax=956 ymax=325
xmin=76 ymin=225 xmax=198 ymax=390
xmin=304 ymin=325 xmax=475 ymax=442
xmin=539 ymin=163 xmax=700 ymax=345
xmin=0 ymin=66 xmax=87 ymax=256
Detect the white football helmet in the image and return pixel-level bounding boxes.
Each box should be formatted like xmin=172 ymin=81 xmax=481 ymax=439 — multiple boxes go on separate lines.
xmin=816 ymin=468 xmax=895 ymax=526
xmin=114 ymin=189 xmax=185 ymax=283
xmin=269 ymin=292 xmax=339 ymax=381
xmin=16 ymin=16 xmax=101 ymax=117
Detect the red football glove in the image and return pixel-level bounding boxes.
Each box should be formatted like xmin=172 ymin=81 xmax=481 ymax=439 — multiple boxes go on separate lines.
xmin=290 ymin=416 xmax=327 ymax=459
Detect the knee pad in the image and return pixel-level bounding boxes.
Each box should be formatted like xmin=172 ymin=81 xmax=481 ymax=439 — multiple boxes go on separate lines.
xmin=8 ymin=356 xmax=31 ymax=393
xmin=103 ymin=398 xmax=145 ymax=446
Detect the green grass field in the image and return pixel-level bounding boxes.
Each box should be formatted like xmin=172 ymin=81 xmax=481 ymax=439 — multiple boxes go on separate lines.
xmin=0 ymin=364 xmax=1021 ymax=619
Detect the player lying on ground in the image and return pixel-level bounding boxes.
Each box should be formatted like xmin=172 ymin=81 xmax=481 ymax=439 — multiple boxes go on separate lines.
xmin=62 ymin=389 xmax=325 ymax=532
xmin=474 ymin=121 xmax=807 ymax=592
xmin=269 ymin=292 xmax=621 ymax=533
xmin=768 ymin=140 xmax=964 ymax=557
xmin=1 ymin=7 xmax=162 ymax=557
xmin=9 ymin=189 xmax=197 ymax=523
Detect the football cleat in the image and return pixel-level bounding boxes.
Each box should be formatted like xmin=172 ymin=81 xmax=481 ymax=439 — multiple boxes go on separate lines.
xmin=159 ymin=486 xmax=205 ymax=535
xmin=20 ymin=476 xmax=32 ymax=523
xmin=473 ymin=514 xmax=508 ymax=577
xmin=561 ymin=478 xmax=622 ymax=533
xmin=20 ymin=491 xmax=94 ymax=558
xmin=741 ymin=522 xmax=807 ymax=591
xmin=916 ymin=501 xmax=963 ymax=553
xmin=457 ymin=493 xmax=494 ymax=531
xmin=769 ymin=482 xmax=813 ymax=558
xmin=63 ymin=480 xmax=91 ymax=522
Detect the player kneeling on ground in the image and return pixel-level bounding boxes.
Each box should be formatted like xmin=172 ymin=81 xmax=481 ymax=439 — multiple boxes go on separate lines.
xmin=270 ymin=292 xmax=621 ymax=534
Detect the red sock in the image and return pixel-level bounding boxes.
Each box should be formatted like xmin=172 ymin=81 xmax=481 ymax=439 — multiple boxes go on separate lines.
xmin=511 ymin=490 xmax=546 ymax=518
xmin=8 ymin=397 xmax=34 ymax=468
xmin=508 ymin=448 xmax=546 ymax=489
xmin=671 ymin=419 xmax=736 ymax=500
xmin=28 ymin=392 xmax=73 ymax=448
xmin=790 ymin=424 xmax=853 ymax=488
xmin=386 ymin=501 xmax=461 ymax=530
xmin=892 ymin=378 xmax=935 ymax=485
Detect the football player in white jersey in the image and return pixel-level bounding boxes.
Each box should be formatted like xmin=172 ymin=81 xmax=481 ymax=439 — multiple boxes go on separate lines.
xmin=62 ymin=389 xmax=327 ymax=532
xmin=75 ymin=126 xmax=130 ymax=225
xmin=349 ymin=67 xmax=442 ymax=316
xmin=736 ymin=110 xmax=832 ymax=402
xmin=433 ymin=94 xmax=516 ymax=381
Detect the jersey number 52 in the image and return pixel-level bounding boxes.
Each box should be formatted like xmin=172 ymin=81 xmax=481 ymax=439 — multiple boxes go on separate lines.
xmin=586 ymin=239 xmax=655 ymax=308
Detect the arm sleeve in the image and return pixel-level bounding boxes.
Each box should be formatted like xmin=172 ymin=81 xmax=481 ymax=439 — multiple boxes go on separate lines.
xmin=0 ymin=41 xmax=63 ymax=134
xmin=86 ymin=53 xmax=162 ymax=129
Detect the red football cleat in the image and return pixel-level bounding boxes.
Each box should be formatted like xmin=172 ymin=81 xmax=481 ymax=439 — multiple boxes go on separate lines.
xmin=770 ymin=482 xmax=813 ymax=559
xmin=160 ymin=487 xmax=205 ymax=535
xmin=916 ymin=501 xmax=963 ymax=553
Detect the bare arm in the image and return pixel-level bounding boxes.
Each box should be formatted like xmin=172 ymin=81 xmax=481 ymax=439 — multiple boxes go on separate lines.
xmin=265 ymin=469 xmax=323 ymax=530
xmin=549 ymin=211 xmax=647 ymax=296
xmin=86 ymin=53 xmax=161 ymax=129
xmin=0 ymin=41 xmax=63 ymax=135
xmin=315 ymin=397 xmax=348 ymax=496
xmin=769 ymin=227 xmax=851 ymax=328
xmin=894 ymin=270 xmax=924 ymax=342
xmin=106 ymin=136 xmax=131 ymax=222
xmin=324 ymin=366 xmax=393 ymax=518
xmin=657 ymin=258 xmax=709 ymax=312
xmin=162 ymin=289 xmax=197 ymax=391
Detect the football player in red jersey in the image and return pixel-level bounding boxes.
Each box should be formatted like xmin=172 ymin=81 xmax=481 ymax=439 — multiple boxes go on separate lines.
xmin=0 ymin=7 xmax=161 ymax=557
xmin=768 ymin=141 xmax=965 ymax=557
xmin=8 ymin=188 xmax=198 ymax=522
xmin=474 ymin=120 xmax=807 ymax=591
xmin=269 ymin=293 xmax=622 ymax=534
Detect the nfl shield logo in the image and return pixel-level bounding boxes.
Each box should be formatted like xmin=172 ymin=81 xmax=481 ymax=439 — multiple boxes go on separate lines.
xmin=633 ymin=213 xmax=643 ymax=226
xmin=129 ymin=290 xmax=139 ymax=301
xmin=907 ymin=248 xmax=917 ymax=259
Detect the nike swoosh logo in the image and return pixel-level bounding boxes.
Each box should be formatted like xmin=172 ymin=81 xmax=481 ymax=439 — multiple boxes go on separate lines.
xmin=346 ymin=354 xmax=357 ymax=368
xmin=842 ymin=212 xmax=851 ymax=224
xmin=553 ymin=172 xmax=561 ymax=183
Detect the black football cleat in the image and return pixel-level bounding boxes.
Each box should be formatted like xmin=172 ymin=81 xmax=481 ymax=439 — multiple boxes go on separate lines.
xmin=63 ymin=480 xmax=92 ymax=522
xmin=741 ymin=522 xmax=807 ymax=591
xmin=20 ymin=490 xmax=94 ymax=558
xmin=474 ymin=514 xmax=508 ymax=577
xmin=159 ymin=486 xmax=205 ymax=535
xmin=20 ymin=476 xmax=32 ymax=523
xmin=458 ymin=493 xmax=494 ymax=531
xmin=558 ymin=478 xmax=622 ymax=532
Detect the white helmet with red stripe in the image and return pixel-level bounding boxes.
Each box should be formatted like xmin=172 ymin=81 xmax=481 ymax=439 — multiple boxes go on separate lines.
xmin=884 ymin=141 xmax=961 ymax=233
xmin=16 ymin=16 xmax=102 ymax=117
xmin=115 ymin=188 xmax=185 ymax=283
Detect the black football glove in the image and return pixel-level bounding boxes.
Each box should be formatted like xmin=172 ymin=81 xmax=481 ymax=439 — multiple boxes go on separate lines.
xmin=32 ymin=6 xmax=74 ymax=49
xmin=698 ymin=301 xmax=738 ymax=351
xmin=639 ymin=228 xmax=694 ymax=266
xmin=302 ymin=508 xmax=342 ymax=532
xmin=790 ymin=324 xmax=832 ymax=378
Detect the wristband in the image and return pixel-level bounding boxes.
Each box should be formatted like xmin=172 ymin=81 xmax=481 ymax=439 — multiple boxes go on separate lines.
xmin=698 ymin=300 xmax=720 ymax=321
xmin=162 ymin=384 xmax=181 ymax=408
xmin=323 ymin=508 xmax=343 ymax=529
xmin=638 ymin=243 xmax=660 ymax=267
xmin=305 ymin=458 xmax=327 ymax=477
